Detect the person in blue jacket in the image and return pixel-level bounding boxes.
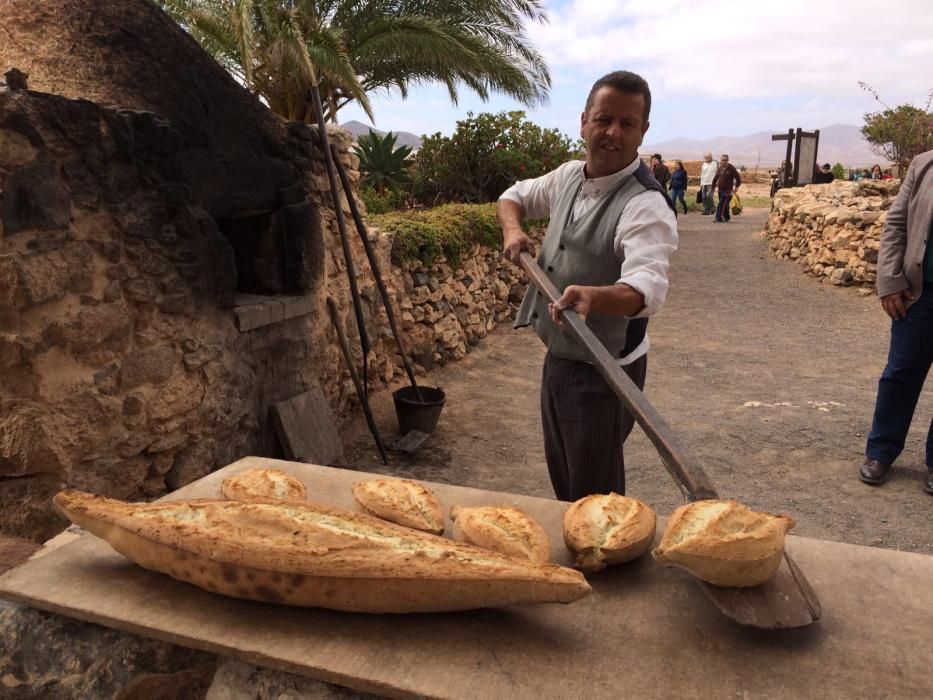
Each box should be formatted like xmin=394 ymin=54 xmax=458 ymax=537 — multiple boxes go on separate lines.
xmin=669 ymin=159 xmax=688 ymax=215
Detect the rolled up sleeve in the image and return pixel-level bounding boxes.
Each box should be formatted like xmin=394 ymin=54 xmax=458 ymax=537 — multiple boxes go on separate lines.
xmin=499 ymin=161 xmax=581 ymax=220
xmin=613 ymin=191 xmax=678 ymax=318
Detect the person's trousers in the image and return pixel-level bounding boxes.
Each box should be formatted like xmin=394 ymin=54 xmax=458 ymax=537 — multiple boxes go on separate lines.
xmin=866 ymin=284 xmax=933 ymax=467
xmin=701 ymin=185 xmax=715 ymax=214
xmin=540 ymin=352 xmax=647 ymax=501
xmin=715 ymin=191 xmax=732 ymax=221
xmin=671 ymin=187 xmax=687 ymax=214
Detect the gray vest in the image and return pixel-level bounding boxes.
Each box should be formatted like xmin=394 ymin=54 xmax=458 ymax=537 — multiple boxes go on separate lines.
xmin=515 ymin=161 xmax=669 ymax=362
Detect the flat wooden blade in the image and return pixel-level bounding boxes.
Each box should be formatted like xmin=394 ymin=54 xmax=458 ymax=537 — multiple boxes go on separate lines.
xmin=697 ymin=552 xmax=822 ymax=628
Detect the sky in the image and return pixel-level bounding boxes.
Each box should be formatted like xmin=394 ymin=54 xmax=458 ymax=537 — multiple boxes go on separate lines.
xmin=338 ymin=0 xmax=933 ymax=145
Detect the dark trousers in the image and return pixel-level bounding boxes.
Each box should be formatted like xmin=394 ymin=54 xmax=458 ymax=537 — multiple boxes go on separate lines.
xmin=671 ymin=188 xmax=688 ymax=215
xmin=540 ymin=352 xmax=647 ymax=501
xmin=866 ymin=285 xmax=933 ymax=467
xmin=701 ymin=185 xmax=715 ymax=214
xmin=715 ymin=191 xmax=732 ymax=221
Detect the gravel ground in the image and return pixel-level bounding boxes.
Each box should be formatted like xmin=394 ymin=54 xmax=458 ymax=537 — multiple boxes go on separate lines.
xmin=342 ymin=208 xmax=933 ymax=555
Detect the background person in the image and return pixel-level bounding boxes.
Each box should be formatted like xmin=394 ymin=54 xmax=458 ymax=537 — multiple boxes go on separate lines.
xmin=871 ymin=164 xmax=884 ymax=180
xmin=714 ymin=154 xmax=741 ymax=223
xmin=651 ymin=153 xmax=670 ymax=191
xmin=700 ymin=152 xmax=718 ymax=215
xmin=498 ymin=70 xmax=677 ymax=501
xmin=670 ymin=159 xmax=688 ymax=215
xmin=859 ymin=149 xmax=933 ymax=494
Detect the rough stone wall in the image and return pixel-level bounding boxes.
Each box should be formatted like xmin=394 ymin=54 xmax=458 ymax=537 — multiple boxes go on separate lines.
xmin=0 ymin=87 xmax=325 ymax=541
xmin=764 ymin=179 xmax=900 ymax=289
xmin=0 ymin=84 xmax=535 ymax=544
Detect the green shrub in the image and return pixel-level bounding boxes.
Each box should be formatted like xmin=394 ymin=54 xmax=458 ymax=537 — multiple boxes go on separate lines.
xmin=359 ymin=186 xmax=405 ymax=215
xmin=370 ymin=203 xmax=546 ymax=266
xmin=413 ymin=111 xmax=584 ymax=205
xmin=354 ymin=130 xmax=413 ymax=193
xmin=831 ymin=163 xmax=846 ymax=180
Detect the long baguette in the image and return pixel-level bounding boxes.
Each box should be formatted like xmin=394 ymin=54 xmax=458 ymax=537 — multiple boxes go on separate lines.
xmin=54 ymin=490 xmax=591 ymax=613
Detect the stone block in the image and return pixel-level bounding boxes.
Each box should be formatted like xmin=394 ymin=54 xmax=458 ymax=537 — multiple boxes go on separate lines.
xmin=119 ymin=345 xmax=177 ymax=388
xmin=149 ymin=373 xmax=205 ymax=420
xmin=0 ymin=160 xmax=71 ymax=234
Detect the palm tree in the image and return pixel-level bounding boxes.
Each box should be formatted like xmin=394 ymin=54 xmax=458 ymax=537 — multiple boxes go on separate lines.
xmin=156 ymin=0 xmax=551 ymax=124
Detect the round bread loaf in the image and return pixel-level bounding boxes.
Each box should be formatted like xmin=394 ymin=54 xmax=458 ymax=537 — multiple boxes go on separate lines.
xmin=221 ymin=468 xmax=307 ymax=502
xmin=351 ymin=478 xmax=445 ymax=534
xmin=449 ymin=505 xmax=550 ymax=563
xmin=652 ymin=499 xmax=795 ymax=587
xmin=562 ymin=493 xmax=657 ymax=572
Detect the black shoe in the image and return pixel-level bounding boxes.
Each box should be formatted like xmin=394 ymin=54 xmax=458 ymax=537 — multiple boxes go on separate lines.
xmin=925 ymin=470 xmax=933 ymax=495
xmin=859 ymin=458 xmax=890 ymax=485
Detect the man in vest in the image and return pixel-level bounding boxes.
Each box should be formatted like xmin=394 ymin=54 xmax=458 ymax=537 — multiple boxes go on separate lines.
xmin=859 ymin=149 xmax=933 ymax=494
xmin=498 ymin=70 xmax=678 ymax=501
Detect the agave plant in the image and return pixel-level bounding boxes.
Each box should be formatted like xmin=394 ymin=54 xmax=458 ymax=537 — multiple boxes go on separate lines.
xmin=157 ymin=0 xmax=551 ymax=123
xmin=354 ymin=129 xmax=413 ymax=193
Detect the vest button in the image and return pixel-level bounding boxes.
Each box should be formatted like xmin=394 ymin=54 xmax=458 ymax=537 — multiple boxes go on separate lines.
xmin=558 ymin=244 xmax=565 ymax=250
xmin=532 ymin=312 xmax=539 ymax=319
xmin=547 ymin=266 xmax=554 ymax=272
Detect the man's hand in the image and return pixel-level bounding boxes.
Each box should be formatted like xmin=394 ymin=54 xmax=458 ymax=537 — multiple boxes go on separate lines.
xmin=502 ymin=231 xmax=535 ymax=265
xmin=549 ymin=285 xmax=593 ymax=326
xmin=881 ymin=289 xmax=915 ymax=320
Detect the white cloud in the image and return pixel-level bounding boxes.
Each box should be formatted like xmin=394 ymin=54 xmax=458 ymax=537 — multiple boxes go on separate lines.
xmin=531 ymin=0 xmax=933 ymax=103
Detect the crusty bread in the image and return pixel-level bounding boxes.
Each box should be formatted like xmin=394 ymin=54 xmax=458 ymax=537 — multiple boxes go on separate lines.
xmin=351 ymin=478 xmax=444 ymax=535
xmin=221 ymin=468 xmax=307 ymax=502
xmin=562 ymin=493 xmax=657 ymax=572
xmin=449 ymin=505 xmax=550 ymax=563
xmin=53 ymin=490 xmax=590 ymax=612
xmin=652 ymin=499 xmax=795 ymax=587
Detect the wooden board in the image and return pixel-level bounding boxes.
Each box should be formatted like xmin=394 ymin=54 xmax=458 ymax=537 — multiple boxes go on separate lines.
xmin=1 ymin=457 xmax=932 ymax=699
xmin=271 ymin=387 xmax=343 ymax=464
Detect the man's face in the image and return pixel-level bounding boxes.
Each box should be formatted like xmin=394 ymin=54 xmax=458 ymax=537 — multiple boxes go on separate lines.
xmin=704 ymin=153 xmax=712 ymax=162
xmin=720 ymin=155 xmax=729 ymax=167
xmin=580 ymin=87 xmax=649 ymax=178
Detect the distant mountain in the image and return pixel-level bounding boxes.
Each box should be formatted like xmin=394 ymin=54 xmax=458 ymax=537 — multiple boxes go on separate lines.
xmin=643 ymin=124 xmax=882 ymax=168
xmin=340 ymin=120 xmax=422 ymax=150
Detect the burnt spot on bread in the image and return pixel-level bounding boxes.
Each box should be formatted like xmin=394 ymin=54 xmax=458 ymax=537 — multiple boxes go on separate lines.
xmin=271 ymin=573 xmax=282 ymax=584
xmin=290 ymin=574 xmax=305 ymax=587
xmin=220 ymin=563 xmax=239 ymax=583
xmin=254 ymin=585 xmax=284 ymax=603
xmin=246 ymin=572 xmax=256 ymax=582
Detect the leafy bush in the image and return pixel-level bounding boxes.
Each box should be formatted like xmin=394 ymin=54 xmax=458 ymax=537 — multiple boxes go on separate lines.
xmin=358 ymin=186 xmax=406 ymax=215
xmin=371 ymin=204 xmax=502 ymax=266
xmin=413 ymin=111 xmax=584 ymax=205
xmin=354 ymin=130 xmax=413 ymax=193
xmin=831 ymin=163 xmax=846 ymax=180
xmin=859 ymin=83 xmax=933 ymax=170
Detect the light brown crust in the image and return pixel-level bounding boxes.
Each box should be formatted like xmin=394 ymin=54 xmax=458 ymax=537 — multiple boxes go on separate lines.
xmin=652 ymin=499 xmax=795 ymax=587
xmin=449 ymin=505 xmax=551 ymax=563
xmin=53 ymin=490 xmax=591 ymax=612
xmin=562 ymin=493 xmax=657 ymax=572
xmin=351 ymin=478 xmax=445 ymax=535
xmin=221 ymin=468 xmax=307 ymax=502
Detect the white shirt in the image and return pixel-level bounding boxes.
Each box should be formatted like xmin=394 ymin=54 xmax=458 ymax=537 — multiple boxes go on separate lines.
xmin=700 ymin=160 xmax=719 ymax=186
xmin=499 ymin=157 xmax=678 ymax=365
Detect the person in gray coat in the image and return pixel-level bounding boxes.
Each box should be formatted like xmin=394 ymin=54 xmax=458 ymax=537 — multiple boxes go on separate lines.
xmin=859 ymin=149 xmax=933 ymax=494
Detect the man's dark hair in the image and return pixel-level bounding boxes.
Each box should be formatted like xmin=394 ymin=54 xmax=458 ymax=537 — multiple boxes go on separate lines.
xmin=652 ymin=153 xmax=663 ymax=161
xmin=584 ymin=70 xmax=651 ymax=121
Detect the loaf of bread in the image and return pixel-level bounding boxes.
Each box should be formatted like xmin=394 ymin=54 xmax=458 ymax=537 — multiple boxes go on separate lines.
xmin=221 ymin=468 xmax=307 ymax=502
xmin=449 ymin=505 xmax=550 ymax=563
xmin=652 ymin=499 xmax=795 ymax=587
xmin=53 ymin=490 xmax=590 ymax=612
xmin=562 ymin=493 xmax=657 ymax=572
xmin=351 ymin=478 xmax=444 ymax=535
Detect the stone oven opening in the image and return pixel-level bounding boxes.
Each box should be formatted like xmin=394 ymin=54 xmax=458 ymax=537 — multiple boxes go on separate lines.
xmin=217 ymin=188 xmax=325 ymax=299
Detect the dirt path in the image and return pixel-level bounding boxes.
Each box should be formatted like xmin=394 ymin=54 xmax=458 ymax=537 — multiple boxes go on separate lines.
xmin=343 ymin=208 xmax=933 ymax=555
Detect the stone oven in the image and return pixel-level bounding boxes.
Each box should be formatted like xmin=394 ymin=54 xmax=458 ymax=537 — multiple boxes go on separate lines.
xmin=0 ymin=0 xmax=364 ymax=543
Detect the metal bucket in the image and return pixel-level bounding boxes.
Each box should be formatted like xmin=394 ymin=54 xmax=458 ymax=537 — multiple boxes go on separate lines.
xmin=392 ymin=386 xmax=446 ymax=435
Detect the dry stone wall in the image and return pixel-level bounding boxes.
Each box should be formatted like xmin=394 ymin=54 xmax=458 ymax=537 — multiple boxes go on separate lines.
xmin=764 ymin=179 xmax=900 ymax=289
